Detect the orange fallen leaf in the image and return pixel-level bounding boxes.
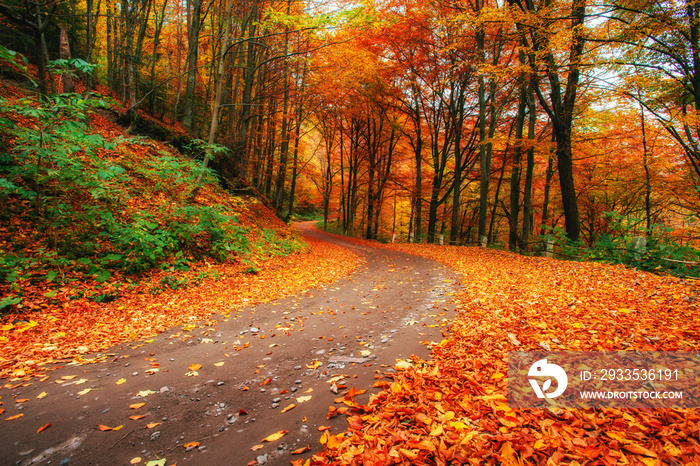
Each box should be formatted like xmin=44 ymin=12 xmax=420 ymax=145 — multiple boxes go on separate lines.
xmin=129 ymin=415 xmax=146 ymax=420
xmin=280 ymin=404 xmax=295 ymax=414
xmin=262 ymin=430 xmax=287 ymax=442
xmin=318 ymin=425 xmax=331 ymax=431
xmin=292 ymin=444 xmax=310 ymax=454
xmin=239 ymin=409 xmax=248 ymax=415
xmin=145 ymin=422 xmax=160 ymax=429
xmin=129 ymin=403 xmax=146 ymax=409
xmin=5 ymin=414 xmax=23 ymax=421
xmin=15 ymin=399 xmax=29 ymax=403
xmin=98 ymin=424 xmax=114 ymax=431
xmin=251 ymin=444 xmax=264 ymax=451
xmin=36 ymin=423 xmax=51 ymax=433
xmin=188 ymin=363 xmax=202 ymax=371
xmin=183 ymin=441 xmax=200 ymax=449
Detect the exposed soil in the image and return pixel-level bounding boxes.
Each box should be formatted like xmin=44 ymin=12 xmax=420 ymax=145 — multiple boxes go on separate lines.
xmin=0 ymin=223 xmax=464 ymax=466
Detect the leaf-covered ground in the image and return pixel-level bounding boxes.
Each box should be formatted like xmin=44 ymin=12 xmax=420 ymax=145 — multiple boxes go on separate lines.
xmin=311 ymin=245 xmax=700 ymax=465
xmin=0 ymin=233 xmax=360 ymax=380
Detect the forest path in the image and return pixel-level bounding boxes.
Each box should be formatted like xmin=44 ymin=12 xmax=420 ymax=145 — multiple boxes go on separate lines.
xmin=0 ymin=223 xmax=463 ymax=466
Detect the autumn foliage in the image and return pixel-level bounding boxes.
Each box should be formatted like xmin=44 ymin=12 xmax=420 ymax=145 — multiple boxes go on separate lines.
xmin=310 ymin=244 xmax=700 ymax=465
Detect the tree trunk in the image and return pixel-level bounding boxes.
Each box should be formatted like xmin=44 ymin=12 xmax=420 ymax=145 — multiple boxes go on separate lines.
xmin=182 ymin=0 xmax=202 ymax=131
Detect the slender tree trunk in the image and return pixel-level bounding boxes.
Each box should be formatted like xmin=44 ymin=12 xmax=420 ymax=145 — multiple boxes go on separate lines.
xmin=522 ymin=79 xmax=536 ymax=250
xmin=191 ymin=0 xmax=232 ymax=198
xmin=509 ymin=73 xmax=527 ymax=250
xmin=540 ymin=133 xmax=555 ymax=236
xmin=182 ymin=0 xmax=202 ymax=131
xmin=477 ymin=22 xmax=489 ymax=242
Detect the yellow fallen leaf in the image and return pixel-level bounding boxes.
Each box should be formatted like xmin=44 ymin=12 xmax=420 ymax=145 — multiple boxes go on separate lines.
xmin=37 ymin=392 xmax=47 ymax=399
xmin=130 ymin=458 xmax=142 ymax=464
xmin=129 ymin=403 xmax=146 ymax=409
xmin=16 ymin=321 xmax=38 ymax=333
xmin=214 ymin=362 xmax=225 ymax=367
xmin=137 ymin=390 xmax=155 ymax=397
xmin=262 ymin=430 xmax=287 ymax=442
xmin=77 ymin=388 xmax=92 ymax=396
xmin=623 ymin=444 xmax=657 ymax=457
xmin=116 ymin=378 xmax=126 ymax=385
xmin=296 ymin=395 xmax=312 ymax=403
xmin=61 ymin=375 xmax=77 ymax=380
xmin=306 ymin=361 xmax=321 ymax=369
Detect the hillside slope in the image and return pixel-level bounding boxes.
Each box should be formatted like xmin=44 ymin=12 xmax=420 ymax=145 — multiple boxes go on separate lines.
xmin=0 ymin=80 xmax=359 ymax=378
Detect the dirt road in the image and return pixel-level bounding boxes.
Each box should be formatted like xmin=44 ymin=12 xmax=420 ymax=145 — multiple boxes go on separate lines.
xmin=0 ymin=224 xmax=463 ymax=466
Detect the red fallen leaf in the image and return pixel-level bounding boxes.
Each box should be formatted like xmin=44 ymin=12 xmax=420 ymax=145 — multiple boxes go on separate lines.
xmin=280 ymin=390 xmax=289 ymax=394
xmin=262 ymin=378 xmax=272 ymax=385
xmin=36 ymin=423 xmax=51 ymax=433
xmin=239 ymin=409 xmax=248 ymax=415
xmin=291 ymin=444 xmax=310 ymax=454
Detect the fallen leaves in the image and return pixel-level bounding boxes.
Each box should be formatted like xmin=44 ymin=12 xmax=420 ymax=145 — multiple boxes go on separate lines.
xmin=36 ymin=423 xmax=51 ymax=433
xmin=97 ymin=424 xmax=123 ymax=431
xmin=262 ymin=430 xmax=287 ymax=442
xmin=5 ymin=414 xmax=23 ymax=421
xmin=188 ymin=363 xmax=202 ymax=371
xmin=0 ymin=224 xmax=359 ymax=379
xmin=310 ymin=244 xmax=700 ymax=465
xmin=129 ymin=403 xmax=146 ymax=409
xmin=280 ymin=403 xmax=295 ymax=413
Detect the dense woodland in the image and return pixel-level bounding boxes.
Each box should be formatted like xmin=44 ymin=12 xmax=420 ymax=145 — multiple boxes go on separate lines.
xmin=1 ymin=0 xmax=700 ymax=261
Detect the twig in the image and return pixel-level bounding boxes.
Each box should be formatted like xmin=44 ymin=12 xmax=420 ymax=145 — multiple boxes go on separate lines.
xmin=110 ymin=428 xmax=135 ymax=449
